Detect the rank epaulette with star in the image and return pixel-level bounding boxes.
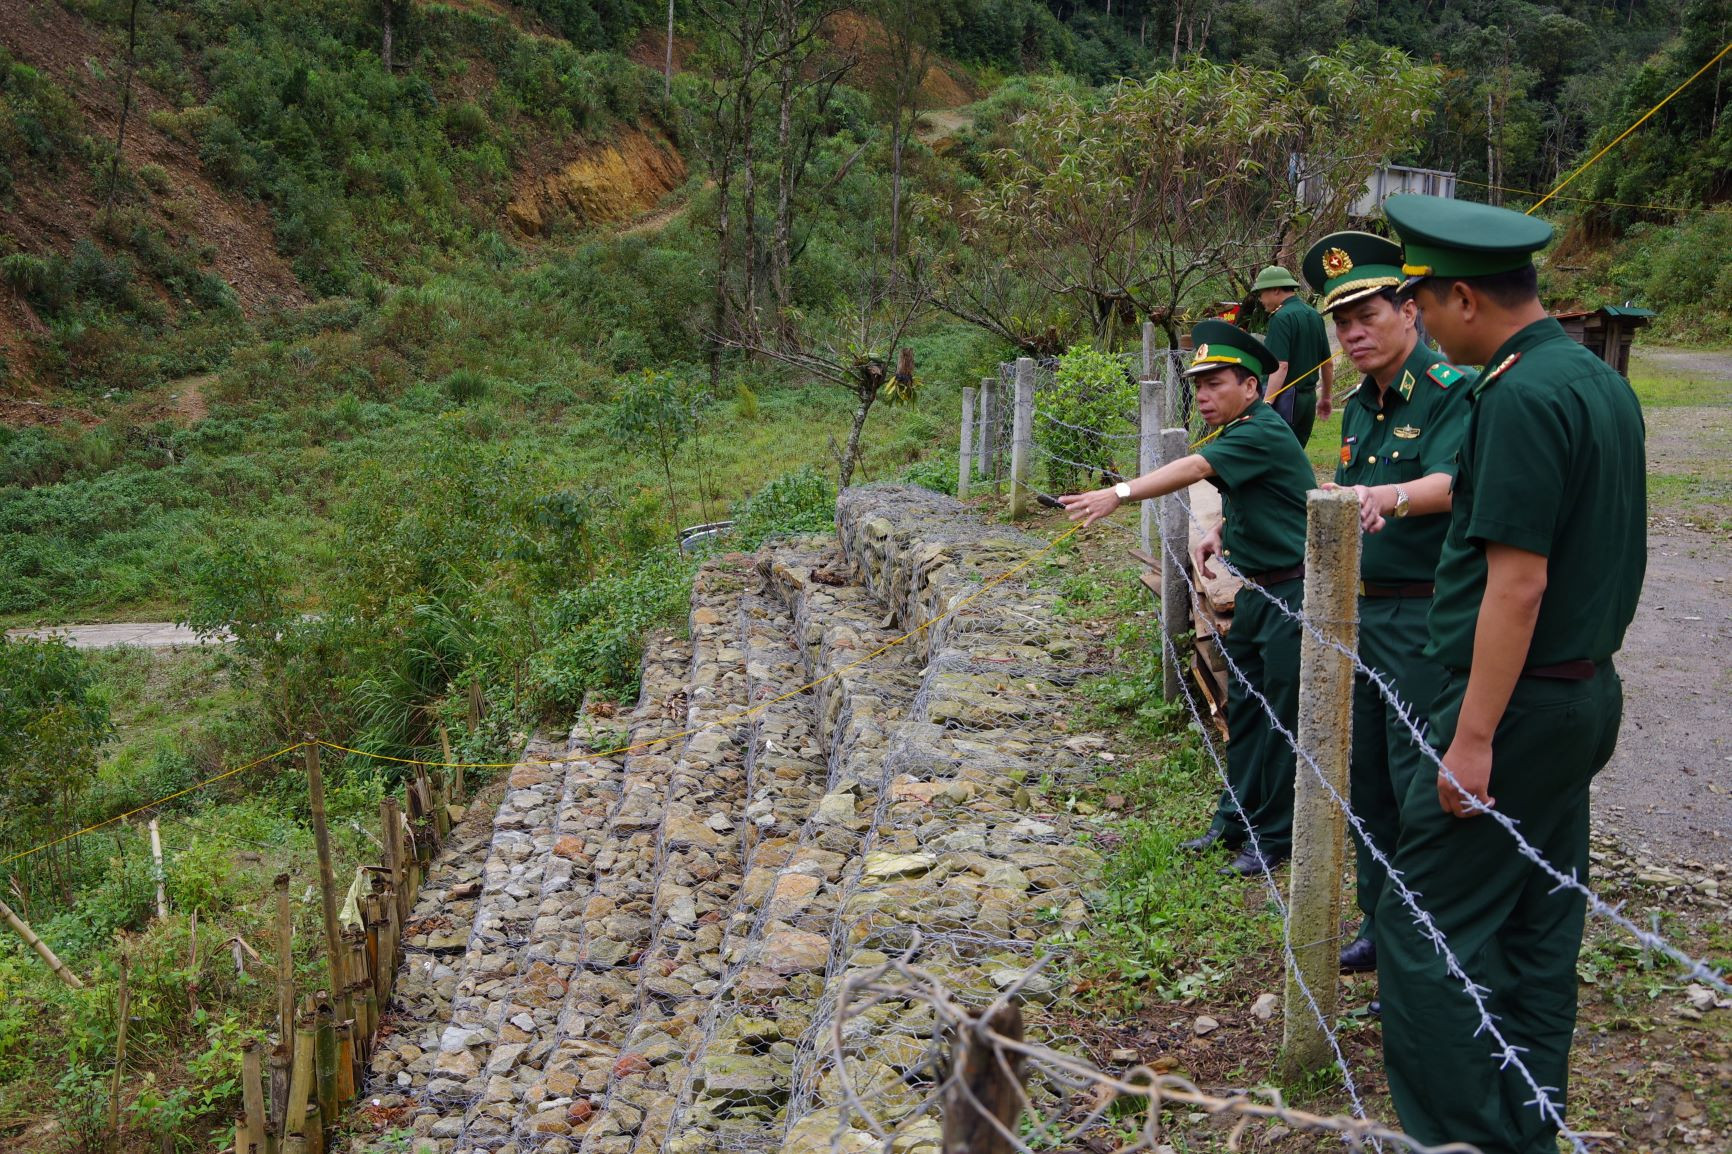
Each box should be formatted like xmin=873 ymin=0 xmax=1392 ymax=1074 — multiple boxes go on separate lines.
xmin=1426 ymin=362 xmax=1467 ymax=389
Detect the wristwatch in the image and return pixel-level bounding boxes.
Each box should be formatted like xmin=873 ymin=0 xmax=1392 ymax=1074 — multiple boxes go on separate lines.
xmin=1113 ymin=482 xmax=1133 ymax=501
xmin=1393 ymin=485 xmax=1411 ymax=518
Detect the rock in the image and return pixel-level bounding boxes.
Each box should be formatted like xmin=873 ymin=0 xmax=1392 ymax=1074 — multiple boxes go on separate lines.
xmin=698 ymin=1053 xmax=790 ymax=1105
xmin=1192 ymin=1016 xmax=1220 ymax=1037
xmin=613 ymin=1053 xmax=652 ymax=1079
xmin=487 ymin=1044 xmax=528 ymax=1075
xmin=863 ymin=852 xmax=935 ymax=880
xmin=435 ymin=1050 xmax=480 ymax=1077
xmin=1251 ymin=993 xmax=1278 ymax=1021
xmin=815 ymin=792 xmax=856 ymax=824
xmin=706 ymin=812 xmax=734 ymax=832
xmin=762 ymin=930 xmax=830 ymax=974
xmin=1109 ymin=1048 xmax=1139 ymax=1064
xmin=552 ymin=836 xmax=587 ymax=860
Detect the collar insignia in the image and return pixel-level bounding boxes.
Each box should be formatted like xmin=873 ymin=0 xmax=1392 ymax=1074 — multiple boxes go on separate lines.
xmin=1475 ymin=352 xmax=1521 ymax=396
xmin=1393 ymin=424 xmax=1421 ymax=439
xmin=1322 ymin=247 xmax=1353 ymax=278
xmin=1398 ymin=370 xmax=1415 ymax=401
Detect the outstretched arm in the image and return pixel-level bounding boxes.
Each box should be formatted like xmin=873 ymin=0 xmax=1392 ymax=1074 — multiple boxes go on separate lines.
xmin=1058 ymin=454 xmax=1215 ymax=527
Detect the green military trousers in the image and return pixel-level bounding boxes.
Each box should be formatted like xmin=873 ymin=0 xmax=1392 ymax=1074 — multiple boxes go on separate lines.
xmin=1208 ymin=576 xmax=1302 ymax=856
xmin=1290 ymin=388 xmax=1318 ymax=448
xmin=1377 ymin=663 xmax=1624 ymax=1154
xmin=1349 ymin=595 xmax=1444 ymax=941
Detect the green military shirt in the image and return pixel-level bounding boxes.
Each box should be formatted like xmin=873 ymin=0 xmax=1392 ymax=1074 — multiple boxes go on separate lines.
xmin=1335 ymin=342 xmax=1474 ymax=584
xmin=1266 ymin=295 xmax=1331 ymax=394
xmin=1427 ymin=317 xmax=1647 ymax=669
xmin=1197 ymin=398 xmax=1314 ymax=576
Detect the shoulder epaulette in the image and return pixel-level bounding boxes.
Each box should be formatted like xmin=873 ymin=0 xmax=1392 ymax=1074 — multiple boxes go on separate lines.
xmin=1473 ymin=353 xmax=1521 ymax=395
xmin=1427 ymin=362 xmax=1467 ymax=389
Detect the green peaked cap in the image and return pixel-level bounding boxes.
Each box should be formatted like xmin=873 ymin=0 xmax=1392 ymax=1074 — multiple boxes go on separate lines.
xmin=1251 ymin=265 xmax=1302 ymax=291
xmin=1382 ymin=194 xmax=1554 ymax=288
xmin=1302 ymin=231 xmax=1404 ymax=314
xmin=1186 ymin=319 xmax=1279 ymax=379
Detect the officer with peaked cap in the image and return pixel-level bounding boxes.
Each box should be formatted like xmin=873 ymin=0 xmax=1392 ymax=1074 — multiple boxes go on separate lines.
xmin=1300 ymin=231 xmax=1474 ymax=985
xmin=1252 ymin=265 xmax=1335 ymax=447
xmin=1062 ymin=320 xmax=1315 ymax=875
xmin=1377 ymin=194 xmax=1646 ymax=1154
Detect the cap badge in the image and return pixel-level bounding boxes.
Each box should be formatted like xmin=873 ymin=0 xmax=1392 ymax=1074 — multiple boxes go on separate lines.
xmin=1322 ymin=248 xmax=1354 ymax=278
xmin=1393 ymin=425 xmax=1421 ymax=440
xmin=1195 ymin=343 xmax=1209 ymax=359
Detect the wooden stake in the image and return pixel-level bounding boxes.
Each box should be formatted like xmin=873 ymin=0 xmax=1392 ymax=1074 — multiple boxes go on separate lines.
xmin=303 ymin=744 xmax=346 ymax=1004
xmin=273 ymin=873 xmax=294 ymax=1051
xmin=108 ymin=948 xmax=131 ymax=1152
xmin=282 ymin=1006 xmax=316 ymax=1144
xmin=314 ymin=1001 xmax=338 ymax=1140
xmin=381 ymin=798 xmax=406 ymax=928
xmin=148 ymin=818 xmax=167 ymax=920
xmin=940 ymin=1000 xmax=1027 ymax=1154
xmin=241 ymin=1040 xmax=267 ymax=1154
xmin=0 ymin=895 xmax=83 ymax=987
xmin=439 ymin=725 xmax=463 ymax=802
xmin=334 ymin=1019 xmax=356 ymax=1106
xmin=1279 ymin=489 xmax=1361 ymax=1078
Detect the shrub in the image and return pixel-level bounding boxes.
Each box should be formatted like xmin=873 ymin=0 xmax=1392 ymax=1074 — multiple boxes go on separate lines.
xmin=730 ymin=466 xmax=836 ymax=548
xmin=442 ymin=367 xmax=492 ymax=405
xmin=1039 ymin=345 xmax=1139 ymax=492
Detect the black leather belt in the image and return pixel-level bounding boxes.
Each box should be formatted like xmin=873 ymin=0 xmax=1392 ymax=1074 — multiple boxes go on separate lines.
xmin=1360 ymin=581 xmax=1435 ymax=599
xmin=1524 ymin=659 xmax=1598 ymax=681
xmin=1245 ymin=563 xmax=1305 ymax=587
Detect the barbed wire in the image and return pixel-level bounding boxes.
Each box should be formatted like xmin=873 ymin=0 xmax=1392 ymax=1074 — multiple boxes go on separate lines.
xmin=1169 ymin=490 xmax=1732 ymax=999
xmin=828 ymin=940 xmax=1481 ymax=1154
xmin=1161 ymin=505 xmax=1591 ymax=1153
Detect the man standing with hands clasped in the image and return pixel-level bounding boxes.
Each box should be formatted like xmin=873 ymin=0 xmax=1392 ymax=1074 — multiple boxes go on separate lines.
xmin=1062 ymin=320 xmax=1315 ymax=876
xmin=1376 ymin=194 xmax=1646 ymax=1154
xmin=1299 ymin=231 xmax=1473 ymax=984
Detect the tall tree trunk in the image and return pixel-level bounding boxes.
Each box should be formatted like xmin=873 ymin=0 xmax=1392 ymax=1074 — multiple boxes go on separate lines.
xmin=104 ymin=0 xmax=141 ymax=216
xmin=772 ymin=45 xmax=797 ymax=319
xmin=742 ymin=90 xmax=760 ymax=337
xmin=711 ymin=133 xmax=735 ymax=392
xmin=665 ymin=0 xmax=676 ymax=101
xmin=889 ymin=115 xmax=906 ymax=272
xmin=839 ymin=391 xmax=874 ymax=488
xmin=382 ymin=0 xmax=395 ymax=70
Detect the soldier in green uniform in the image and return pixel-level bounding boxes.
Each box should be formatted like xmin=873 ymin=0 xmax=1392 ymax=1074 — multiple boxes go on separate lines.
xmin=1062 ymin=321 xmax=1315 ymax=876
xmin=1299 ymin=232 xmax=1473 ymax=980
xmin=1253 ymin=265 xmax=1336 ymax=447
xmin=1378 ymin=195 xmax=1646 ymax=1154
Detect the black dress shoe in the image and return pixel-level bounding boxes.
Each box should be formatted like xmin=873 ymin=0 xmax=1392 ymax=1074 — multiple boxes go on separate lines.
xmin=1339 ymin=936 xmax=1377 ymax=973
xmin=1220 ymin=847 xmax=1286 ymax=876
xmin=1180 ymin=828 xmax=1227 ymax=853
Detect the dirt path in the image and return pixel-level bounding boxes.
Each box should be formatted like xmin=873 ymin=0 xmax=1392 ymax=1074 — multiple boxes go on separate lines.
xmin=5 ymin=623 xmax=228 ymax=648
xmin=1592 ymin=346 xmax=1732 ymax=862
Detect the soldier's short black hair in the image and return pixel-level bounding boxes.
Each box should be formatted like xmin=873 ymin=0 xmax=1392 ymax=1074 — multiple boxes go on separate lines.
xmin=1410 ymin=264 xmax=1539 ymax=310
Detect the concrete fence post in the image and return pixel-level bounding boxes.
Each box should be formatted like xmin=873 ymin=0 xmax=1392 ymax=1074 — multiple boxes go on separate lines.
xmin=957 ymin=386 xmax=976 ymax=500
xmin=1138 ymin=377 xmax=1160 ymax=553
xmin=1008 ymin=357 xmax=1035 ymax=519
xmin=1158 ymin=428 xmax=1188 ymax=700
xmin=1279 ymin=488 xmax=1361 ymax=1078
xmin=1141 ymin=320 xmax=1157 ymax=380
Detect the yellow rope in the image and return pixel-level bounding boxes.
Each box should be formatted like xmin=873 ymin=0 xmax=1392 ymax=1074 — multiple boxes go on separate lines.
xmin=1454 ymin=178 xmax=1683 ymax=215
xmin=3 ymin=523 xmax=1086 ymax=869
xmin=1528 ymin=38 xmax=1732 ymax=215
xmin=0 ymin=741 xmax=311 ymax=868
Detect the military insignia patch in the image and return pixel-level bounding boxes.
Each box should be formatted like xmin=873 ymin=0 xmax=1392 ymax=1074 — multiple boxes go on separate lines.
xmin=1427 ymin=362 xmax=1465 ymax=388
xmin=1340 ymin=444 xmax=1351 ymax=465
xmin=1398 ymin=370 xmax=1415 ymax=401
xmin=1322 ymin=248 xmax=1354 ymax=278
xmin=1393 ymin=425 xmax=1421 ymax=439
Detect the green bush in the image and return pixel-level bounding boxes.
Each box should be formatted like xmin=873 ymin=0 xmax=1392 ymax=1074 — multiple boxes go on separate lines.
xmin=533 ymin=546 xmax=698 ymax=707
xmin=442 ymin=367 xmax=493 ymax=404
xmin=730 ymin=466 xmax=837 ymax=548
xmin=1039 ymin=345 xmax=1138 ymax=492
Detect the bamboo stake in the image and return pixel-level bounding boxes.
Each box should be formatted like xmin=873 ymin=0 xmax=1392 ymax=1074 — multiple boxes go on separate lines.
xmin=108 ymin=948 xmax=131 ymax=1152
xmin=282 ymin=1137 xmax=306 ymax=1154
xmin=314 ymin=1001 xmax=338 ymax=1141
xmin=440 ymin=724 xmax=463 ymax=801
xmin=148 ymin=818 xmax=167 ymax=920
xmin=282 ymin=1008 xmax=316 ymax=1144
xmin=303 ymin=744 xmax=346 ymax=1008
xmin=302 ymin=1103 xmax=323 ymax=1154
xmin=0 ymin=895 xmax=84 ymax=987
xmin=335 ymin=1019 xmax=356 ymax=1105
xmin=273 ymin=874 xmax=294 ymax=1049
xmin=241 ymin=1041 xmax=267 ymax=1154
xmin=382 ymin=798 xmax=406 ymax=928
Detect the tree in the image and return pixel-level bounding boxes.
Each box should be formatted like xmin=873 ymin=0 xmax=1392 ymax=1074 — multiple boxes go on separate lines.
xmin=0 ymin=638 xmax=113 ymax=910
xmin=921 ymin=49 xmax=1439 ymax=348
xmin=608 ymin=370 xmax=708 ymax=537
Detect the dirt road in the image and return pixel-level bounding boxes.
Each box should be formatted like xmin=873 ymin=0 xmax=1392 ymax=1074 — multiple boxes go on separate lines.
xmin=5 ymin=622 xmax=227 ymax=648
xmin=1590 ymin=347 xmax=1732 ymax=862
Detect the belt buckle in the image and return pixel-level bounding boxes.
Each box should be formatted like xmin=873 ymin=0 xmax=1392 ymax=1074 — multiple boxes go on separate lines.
xmin=1358 ymin=581 xmax=1368 ymax=597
